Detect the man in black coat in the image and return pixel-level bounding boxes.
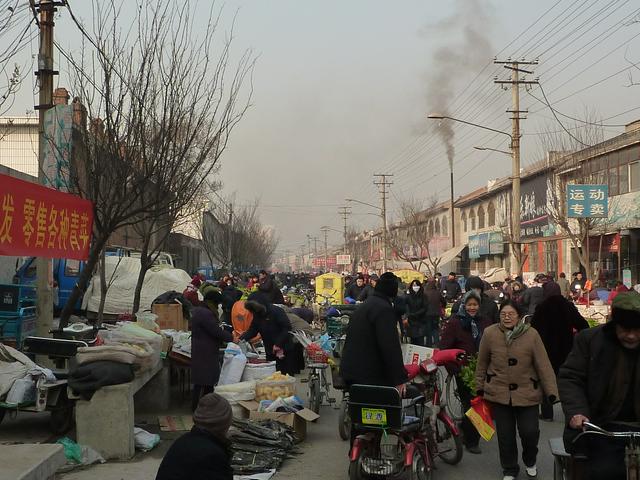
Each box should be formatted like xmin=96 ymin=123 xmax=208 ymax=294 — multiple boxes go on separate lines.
xmin=190 ymin=290 xmax=234 ymax=411
xmin=357 ymin=274 xmax=378 ymax=302
xmin=451 ymin=275 xmax=499 ymax=323
xmin=156 ymin=393 xmax=233 ymax=480
xmin=558 ymin=292 xmax=640 ymax=479
xmin=441 ymin=272 xmax=462 ymax=302
xmin=240 ymin=292 xmax=294 ymax=373
xmin=345 ymin=275 xmax=366 ymax=302
xmin=340 ymin=272 xmax=408 ymax=389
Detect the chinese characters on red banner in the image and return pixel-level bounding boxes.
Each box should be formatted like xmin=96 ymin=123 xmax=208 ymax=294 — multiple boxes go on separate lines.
xmin=0 ymin=174 xmax=93 ymax=260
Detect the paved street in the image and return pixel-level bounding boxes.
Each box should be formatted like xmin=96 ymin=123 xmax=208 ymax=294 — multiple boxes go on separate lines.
xmin=0 ymin=382 xmax=565 ymax=479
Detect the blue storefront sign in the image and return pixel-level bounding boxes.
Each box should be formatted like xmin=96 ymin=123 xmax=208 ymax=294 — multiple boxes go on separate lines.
xmin=489 ymin=231 xmax=503 ymax=255
xmin=469 ymin=235 xmax=480 ymax=259
xmin=478 ymin=233 xmax=490 ymax=256
xmin=567 ymin=184 xmax=608 ymax=218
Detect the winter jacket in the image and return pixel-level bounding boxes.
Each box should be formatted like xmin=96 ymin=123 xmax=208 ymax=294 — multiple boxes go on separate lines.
xmin=475 ymin=323 xmax=558 ymax=407
xmin=240 ymin=294 xmax=292 ymax=359
xmin=345 ymin=283 xmax=366 ymax=301
xmin=191 ymin=306 xmax=233 ymax=386
xmin=521 ymin=285 xmax=544 ymax=315
xmin=530 ymin=295 xmax=589 ymax=372
xmin=558 ymin=277 xmax=571 ymax=298
xmin=258 ymin=276 xmax=284 ymax=304
xmin=155 ymin=427 xmax=232 ymax=480
xmin=452 ymin=293 xmax=499 ymax=324
xmin=405 ymin=290 xmax=428 ymax=338
xmin=441 ymin=279 xmax=461 ymax=301
xmin=221 ymin=286 xmax=242 ymax=313
xmin=340 ymin=291 xmax=408 ymax=387
xmin=357 ymin=284 xmax=375 ymax=302
xmin=558 ymin=325 xmax=640 ymax=428
xmin=440 ymin=313 xmax=493 ymax=357
xmin=423 ymin=286 xmax=444 ymax=317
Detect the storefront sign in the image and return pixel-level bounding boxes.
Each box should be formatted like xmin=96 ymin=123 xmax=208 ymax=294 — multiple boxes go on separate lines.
xmin=623 ymin=269 xmax=632 ymax=289
xmin=489 ymin=231 xmax=503 ymax=254
xmin=478 ymin=233 xmax=490 ymax=256
xmin=0 ymin=174 xmax=93 ymax=260
xmin=520 ymin=173 xmax=551 ymax=239
xmin=588 ymin=233 xmax=619 ymax=253
xmin=43 ymin=105 xmax=74 ymax=192
xmin=567 ymin=184 xmax=608 ymax=218
xmin=336 ymin=254 xmax=351 ymax=265
xmin=469 ymin=235 xmax=480 ymax=259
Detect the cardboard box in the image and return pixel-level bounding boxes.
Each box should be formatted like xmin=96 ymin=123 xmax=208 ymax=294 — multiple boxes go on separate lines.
xmin=402 ymin=343 xmax=434 ymax=365
xmin=238 ymin=400 xmax=320 ymax=441
xmin=152 ymin=303 xmax=188 ymax=331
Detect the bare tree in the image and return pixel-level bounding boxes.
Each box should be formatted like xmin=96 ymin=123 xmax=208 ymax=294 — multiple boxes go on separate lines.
xmin=201 ymin=199 xmax=278 ymax=272
xmin=59 ymin=1 xmax=254 ymax=325
xmin=541 ymin=116 xmax=617 ymax=280
xmin=388 ymin=196 xmax=444 ymax=276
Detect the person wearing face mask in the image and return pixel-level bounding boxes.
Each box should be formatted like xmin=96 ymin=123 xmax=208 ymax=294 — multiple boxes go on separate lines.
xmin=452 ymin=275 xmax=499 ymax=324
xmin=475 ymin=301 xmax=558 ymax=480
xmin=405 ymin=280 xmax=428 ymax=346
xmin=440 ymin=290 xmax=492 ymax=454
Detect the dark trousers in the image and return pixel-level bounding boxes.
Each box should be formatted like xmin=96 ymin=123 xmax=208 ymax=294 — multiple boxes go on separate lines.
xmin=426 ymin=315 xmax=440 ymax=348
xmin=490 ymin=402 xmax=540 ymax=477
xmin=410 ymin=336 xmax=425 ymax=346
xmin=540 ymin=396 xmax=554 ymax=420
xmin=192 ymin=384 xmax=214 ymax=411
xmin=457 ymin=376 xmax=480 ymax=448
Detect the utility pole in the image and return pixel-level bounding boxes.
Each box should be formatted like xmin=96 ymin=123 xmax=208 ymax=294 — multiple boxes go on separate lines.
xmin=227 ymin=203 xmax=233 ymax=273
xmin=35 ymin=0 xmax=57 ymax=336
xmin=338 ymin=206 xmax=352 ymax=254
xmin=450 ymin=169 xmax=456 ymax=249
xmin=320 ymin=226 xmax=330 ymax=272
xmin=373 ymin=174 xmax=393 ymax=273
xmin=494 ymin=58 xmax=538 ymax=274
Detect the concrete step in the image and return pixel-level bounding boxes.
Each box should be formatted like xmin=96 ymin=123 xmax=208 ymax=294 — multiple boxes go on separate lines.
xmin=0 ymin=443 xmax=66 ymax=480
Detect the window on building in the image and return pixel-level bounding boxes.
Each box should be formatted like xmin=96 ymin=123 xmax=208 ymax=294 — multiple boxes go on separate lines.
xmin=528 ymin=244 xmax=539 ymax=273
xmin=461 ymin=212 xmax=467 ymax=232
xmin=544 ymin=240 xmax=558 ymax=276
xmin=442 ymin=216 xmax=448 ymax=236
xmin=609 ymin=163 xmax=620 ymax=196
xmin=428 ymin=220 xmax=434 ymax=237
xmin=435 ymin=218 xmax=441 ymax=235
xmin=478 ymin=206 xmax=485 ymax=229
xmin=631 ymin=162 xmax=640 ymax=192
xmin=469 ymin=209 xmax=476 ymax=231
xmin=620 ymin=163 xmax=630 ymax=195
xmin=487 ymin=202 xmax=496 ymax=226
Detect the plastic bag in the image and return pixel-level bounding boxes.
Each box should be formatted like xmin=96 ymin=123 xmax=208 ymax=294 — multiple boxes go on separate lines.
xmin=5 ymin=376 xmax=36 ymax=405
xmin=134 ymin=427 xmax=160 ymax=451
xmin=57 ymin=437 xmax=83 ymax=464
xmin=135 ymin=311 xmax=160 ymax=333
xmin=255 ymin=373 xmax=296 ymax=401
xmin=219 ymin=343 xmax=247 ymax=385
xmin=241 ymin=361 xmax=277 ymax=382
xmin=465 ymin=396 xmax=495 ymax=441
xmin=215 ymin=380 xmax=256 ymax=404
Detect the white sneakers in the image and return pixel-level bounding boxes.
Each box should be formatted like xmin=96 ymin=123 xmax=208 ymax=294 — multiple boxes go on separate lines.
xmin=526 ymin=465 xmax=538 ymax=477
xmin=503 ymin=476 xmax=516 ymax=480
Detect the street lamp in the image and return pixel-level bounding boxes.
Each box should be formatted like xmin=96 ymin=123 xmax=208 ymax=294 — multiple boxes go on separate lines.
xmin=474 ymin=146 xmax=512 ymax=156
xmin=428 ymin=113 xmax=521 ymax=272
xmin=346 ymin=198 xmax=388 ymax=272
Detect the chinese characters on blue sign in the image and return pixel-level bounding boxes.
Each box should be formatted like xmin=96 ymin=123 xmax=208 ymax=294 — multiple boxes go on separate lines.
xmin=567 ymin=184 xmax=608 ymax=218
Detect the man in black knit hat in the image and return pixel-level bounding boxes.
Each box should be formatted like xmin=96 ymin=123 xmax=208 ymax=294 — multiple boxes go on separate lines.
xmin=559 ymin=291 xmax=640 ymax=479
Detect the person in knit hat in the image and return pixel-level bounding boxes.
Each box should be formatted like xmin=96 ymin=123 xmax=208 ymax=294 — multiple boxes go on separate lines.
xmin=156 ymin=393 xmax=233 ymax=480
xmin=559 ymin=291 xmax=640 ymax=479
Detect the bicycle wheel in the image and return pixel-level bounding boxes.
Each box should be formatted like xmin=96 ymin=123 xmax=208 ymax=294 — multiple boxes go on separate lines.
xmin=435 ymin=415 xmax=463 ymax=465
xmin=444 ymin=374 xmax=464 ymax=422
xmin=338 ymin=399 xmax=351 ymax=440
xmin=411 ymin=448 xmax=433 ymax=480
xmin=309 ymin=376 xmax=321 ymax=413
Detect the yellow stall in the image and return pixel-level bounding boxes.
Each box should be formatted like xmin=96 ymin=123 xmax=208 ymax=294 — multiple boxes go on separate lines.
xmin=314 ymin=272 xmax=345 ymax=305
xmin=393 ymin=269 xmax=424 ymax=286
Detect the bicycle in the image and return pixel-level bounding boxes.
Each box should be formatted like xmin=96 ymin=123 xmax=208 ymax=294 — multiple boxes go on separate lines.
xmin=436 ymin=367 xmax=465 ymax=423
xmin=304 ymin=344 xmax=335 ymax=413
xmin=551 ymin=422 xmax=640 ymax=480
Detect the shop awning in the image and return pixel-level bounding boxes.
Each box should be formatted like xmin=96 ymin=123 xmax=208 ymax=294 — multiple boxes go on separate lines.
xmin=436 ymin=244 xmax=467 ymax=266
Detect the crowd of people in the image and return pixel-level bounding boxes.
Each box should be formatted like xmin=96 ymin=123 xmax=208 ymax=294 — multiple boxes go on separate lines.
xmin=154 ymin=266 xmax=639 ymax=480
xmin=339 ymin=270 xmax=639 ymax=480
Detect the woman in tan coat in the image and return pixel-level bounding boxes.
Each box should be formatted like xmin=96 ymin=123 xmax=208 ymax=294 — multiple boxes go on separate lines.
xmin=475 ymin=300 xmax=558 ymax=480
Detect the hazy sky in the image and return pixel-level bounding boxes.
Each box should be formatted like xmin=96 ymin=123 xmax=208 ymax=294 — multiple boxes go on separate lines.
xmin=8 ymin=1 xmax=640 ymax=257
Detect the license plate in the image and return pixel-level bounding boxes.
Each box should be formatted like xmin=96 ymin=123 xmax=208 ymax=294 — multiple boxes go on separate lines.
xmin=361 ymin=408 xmax=387 ymax=426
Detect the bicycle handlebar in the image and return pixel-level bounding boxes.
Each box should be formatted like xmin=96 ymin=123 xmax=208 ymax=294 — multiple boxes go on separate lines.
xmin=574 ymin=422 xmax=640 ymax=442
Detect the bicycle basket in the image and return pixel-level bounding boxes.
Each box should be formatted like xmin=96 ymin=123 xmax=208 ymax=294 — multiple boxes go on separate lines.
xmin=305 ymin=344 xmax=329 ymax=364
xmin=360 ymin=443 xmax=405 ymax=477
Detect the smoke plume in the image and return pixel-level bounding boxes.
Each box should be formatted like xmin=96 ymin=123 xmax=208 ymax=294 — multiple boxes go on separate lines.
xmin=423 ymin=0 xmax=496 ymax=169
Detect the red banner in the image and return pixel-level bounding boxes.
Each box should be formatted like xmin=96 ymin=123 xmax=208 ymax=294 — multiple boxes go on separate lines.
xmin=0 ymin=174 xmax=93 ymax=260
